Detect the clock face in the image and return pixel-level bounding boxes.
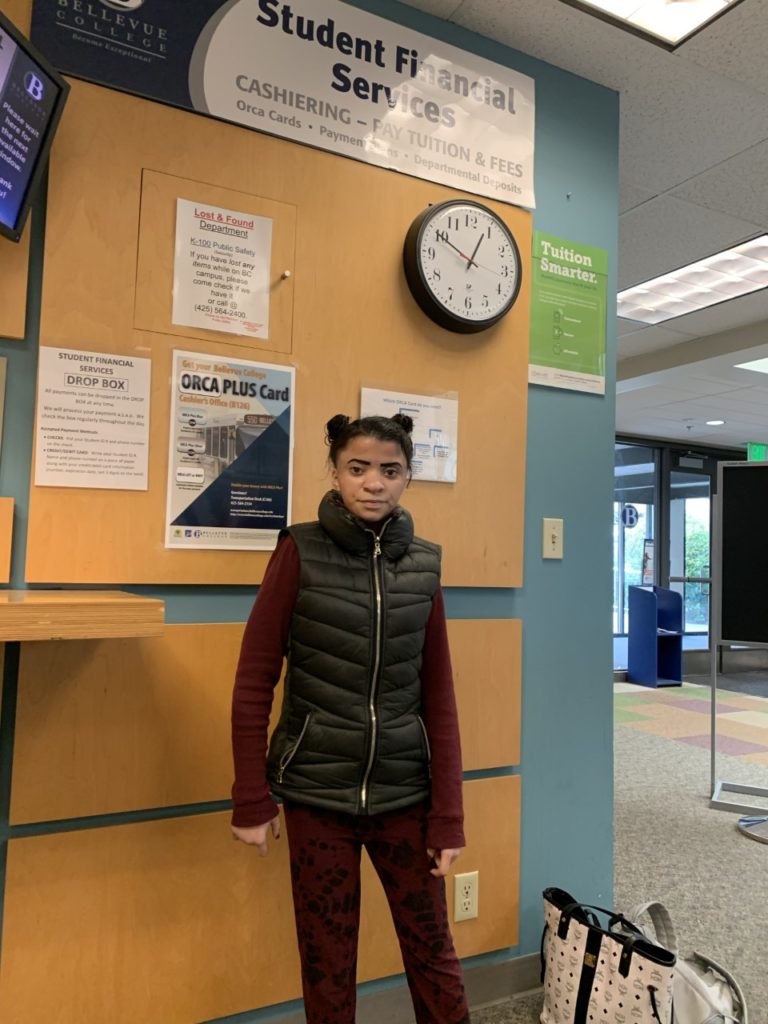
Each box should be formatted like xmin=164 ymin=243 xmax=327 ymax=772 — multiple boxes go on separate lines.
xmin=403 ymin=200 xmax=522 ymax=333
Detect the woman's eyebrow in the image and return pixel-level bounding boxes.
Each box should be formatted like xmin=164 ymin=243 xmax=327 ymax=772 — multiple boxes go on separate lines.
xmin=344 ymin=458 xmax=404 ymax=469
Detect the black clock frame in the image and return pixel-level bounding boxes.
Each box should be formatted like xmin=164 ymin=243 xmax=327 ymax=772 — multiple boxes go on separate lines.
xmin=402 ymin=199 xmax=522 ymax=334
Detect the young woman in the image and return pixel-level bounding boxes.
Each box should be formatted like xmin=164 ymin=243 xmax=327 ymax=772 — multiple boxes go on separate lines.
xmin=231 ymin=413 xmax=469 ymax=1024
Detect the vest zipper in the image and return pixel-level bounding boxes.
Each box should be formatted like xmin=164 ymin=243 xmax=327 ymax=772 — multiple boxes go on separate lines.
xmin=277 ymin=712 xmax=311 ymax=784
xmin=360 ymin=521 xmax=390 ymax=810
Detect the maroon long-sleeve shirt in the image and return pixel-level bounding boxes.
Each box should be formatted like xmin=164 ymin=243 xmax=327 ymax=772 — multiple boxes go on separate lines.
xmin=231 ymin=533 xmax=465 ymax=851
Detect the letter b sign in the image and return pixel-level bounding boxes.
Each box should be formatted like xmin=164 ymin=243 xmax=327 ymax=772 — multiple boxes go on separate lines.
xmin=24 ymin=72 xmax=44 ymax=101
xmin=621 ymin=504 xmax=639 ymax=528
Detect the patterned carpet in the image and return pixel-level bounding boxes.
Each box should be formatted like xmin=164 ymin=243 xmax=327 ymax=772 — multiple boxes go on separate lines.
xmin=615 ymin=679 xmax=768 ymax=765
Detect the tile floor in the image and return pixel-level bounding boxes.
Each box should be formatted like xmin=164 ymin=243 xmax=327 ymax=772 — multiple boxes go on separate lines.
xmin=614 ymin=680 xmax=768 ymax=766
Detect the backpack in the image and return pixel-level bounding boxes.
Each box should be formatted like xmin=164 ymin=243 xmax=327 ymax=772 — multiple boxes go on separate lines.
xmin=620 ymin=901 xmax=747 ymax=1024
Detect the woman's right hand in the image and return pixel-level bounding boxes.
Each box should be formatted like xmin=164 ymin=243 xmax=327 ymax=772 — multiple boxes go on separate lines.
xmin=231 ymin=814 xmax=281 ymax=856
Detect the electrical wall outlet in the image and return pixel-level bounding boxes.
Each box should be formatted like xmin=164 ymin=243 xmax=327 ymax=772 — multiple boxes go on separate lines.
xmin=453 ymin=870 xmax=479 ymax=922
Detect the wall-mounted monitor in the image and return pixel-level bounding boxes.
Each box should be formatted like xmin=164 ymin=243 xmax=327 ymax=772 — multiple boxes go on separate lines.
xmin=0 ymin=10 xmax=69 ymax=243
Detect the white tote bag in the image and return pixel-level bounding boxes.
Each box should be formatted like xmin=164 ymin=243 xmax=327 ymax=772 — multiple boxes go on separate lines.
xmin=541 ymin=887 xmax=676 ymax=1024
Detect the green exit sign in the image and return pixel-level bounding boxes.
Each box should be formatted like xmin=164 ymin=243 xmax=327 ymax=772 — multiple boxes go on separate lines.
xmin=747 ymin=442 xmax=768 ymax=461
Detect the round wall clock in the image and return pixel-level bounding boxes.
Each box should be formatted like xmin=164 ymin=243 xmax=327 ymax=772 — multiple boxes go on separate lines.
xmin=403 ymin=199 xmax=522 ymax=334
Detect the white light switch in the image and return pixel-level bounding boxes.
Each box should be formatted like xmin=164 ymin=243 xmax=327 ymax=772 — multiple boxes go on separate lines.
xmin=542 ymin=518 xmax=563 ymax=559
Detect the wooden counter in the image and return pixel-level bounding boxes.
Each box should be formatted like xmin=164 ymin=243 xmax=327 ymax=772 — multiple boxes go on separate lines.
xmin=0 ymin=590 xmax=165 ymax=641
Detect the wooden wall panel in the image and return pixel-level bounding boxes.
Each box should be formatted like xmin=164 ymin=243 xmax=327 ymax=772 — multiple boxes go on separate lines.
xmin=0 ymin=220 xmax=29 ymax=341
xmin=26 ymin=79 xmax=529 ymax=586
xmin=10 ymin=618 xmax=518 ymax=823
xmin=10 ymin=623 xmax=243 ymax=824
xmin=451 ymin=618 xmax=521 ymax=770
xmin=0 ymin=777 xmax=519 ymax=1023
xmin=3 ymin=0 xmax=29 ymax=33
xmin=135 ymin=170 xmax=296 ymax=354
xmin=0 ymin=813 xmax=301 ymax=1024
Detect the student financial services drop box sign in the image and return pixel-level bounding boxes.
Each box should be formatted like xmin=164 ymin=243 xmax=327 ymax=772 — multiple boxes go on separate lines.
xmin=31 ymin=0 xmax=536 ymax=208
xmin=529 ymin=232 xmax=608 ymax=395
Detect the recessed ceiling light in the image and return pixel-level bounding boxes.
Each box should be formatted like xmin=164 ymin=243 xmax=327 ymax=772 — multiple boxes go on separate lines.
xmin=561 ymin=0 xmax=745 ymax=48
xmin=735 ymin=357 xmax=768 ymax=375
xmin=618 ymin=235 xmax=768 ymax=324
xmin=706 ymin=420 xmax=725 ymax=426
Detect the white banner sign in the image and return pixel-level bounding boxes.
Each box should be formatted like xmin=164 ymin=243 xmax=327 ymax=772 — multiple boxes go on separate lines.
xmin=191 ymin=0 xmax=536 ymax=208
xmin=35 ymin=347 xmax=151 ymax=490
xmin=173 ymin=198 xmax=273 ymax=339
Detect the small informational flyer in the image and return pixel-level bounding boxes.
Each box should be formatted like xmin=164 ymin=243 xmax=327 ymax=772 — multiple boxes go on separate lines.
xmin=172 ymin=198 xmax=272 ymax=339
xmin=360 ymin=387 xmax=458 ymax=482
xmin=34 ymin=347 xmax=150 ymax=490
xmin=166 ymin=350 xmax=294 ymax=550
xmin=529 ymin=232 xmax=608 ymax=395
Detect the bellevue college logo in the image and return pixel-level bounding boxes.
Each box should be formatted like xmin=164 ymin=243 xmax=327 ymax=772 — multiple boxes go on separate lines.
xmin=99 ymin=0 xmax=146 ymax=11
xmin=24 ymin=72 xmax=44 ymax=100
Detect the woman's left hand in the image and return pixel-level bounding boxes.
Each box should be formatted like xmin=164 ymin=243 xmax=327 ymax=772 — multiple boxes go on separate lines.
xmin=427 ymin=847 xmax=463 ymax=877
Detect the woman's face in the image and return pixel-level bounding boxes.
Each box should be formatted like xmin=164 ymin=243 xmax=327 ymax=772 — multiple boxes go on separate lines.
xmin=331 ymin=435 xmax=409 ymax=524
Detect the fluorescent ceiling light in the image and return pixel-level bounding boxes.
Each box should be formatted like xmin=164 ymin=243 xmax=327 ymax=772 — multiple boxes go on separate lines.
xmin=566 ymin=0 xmax=743 ymax=47
xmin=618 ymin=235 xmax=768 ymax=324
xmin=735 ymin=357 xmax=768 ymax=375
xmin=705 ymin=420 xmax=725 ymax=426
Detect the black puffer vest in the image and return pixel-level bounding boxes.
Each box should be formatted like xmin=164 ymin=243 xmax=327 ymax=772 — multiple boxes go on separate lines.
xmin=266 ymin=492 xmax=441 ymax=816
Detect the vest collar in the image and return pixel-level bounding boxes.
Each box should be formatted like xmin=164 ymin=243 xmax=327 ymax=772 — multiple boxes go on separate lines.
xmin=318 ymin=490 xmax=414 ymax=559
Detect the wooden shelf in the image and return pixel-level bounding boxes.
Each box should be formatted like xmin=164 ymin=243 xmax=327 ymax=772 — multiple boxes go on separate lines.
xmin=0 ymin=591 xmax=165 ymax=641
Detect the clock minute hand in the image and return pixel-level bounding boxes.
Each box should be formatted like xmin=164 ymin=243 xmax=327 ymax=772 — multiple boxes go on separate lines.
xmin=466 ymin=232 xmax=484 ymax=271
xmin=440 ymin=236 xmax=474 ymax=265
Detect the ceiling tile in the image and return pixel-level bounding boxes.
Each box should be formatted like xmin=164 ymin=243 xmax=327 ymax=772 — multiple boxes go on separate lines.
xmin=679 ymin=0 xmax=768 ymax=97
xmin=617 ymin=328 xmax=696 ymax=363
xmin=662 ymin=375 xmax=746 ymax=397
xmin=619 ymin=195 xmax=762 ymax=288
xmin=617 ymin=385 xmax=703 ymax=411
xmin=668 ymin=142 xmax=768 ymax=227
xmin=620 ymin=182 xmax=657 ymax=214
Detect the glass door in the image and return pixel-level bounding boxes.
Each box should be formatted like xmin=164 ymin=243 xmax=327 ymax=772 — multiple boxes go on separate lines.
xmin=666 ymin=456 xmax=712 ymax=639
xmin=614 ymin=444 xmax=657 ymax=634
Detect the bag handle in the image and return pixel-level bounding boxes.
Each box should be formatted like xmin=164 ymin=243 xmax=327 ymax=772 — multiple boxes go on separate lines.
xmin=559 ymin=900 xmax=645 ymax=942
xmin=625 ymin=900 xmax=679 ymax=954
xmin=688 ymin=952 xmax=749 ymax=1024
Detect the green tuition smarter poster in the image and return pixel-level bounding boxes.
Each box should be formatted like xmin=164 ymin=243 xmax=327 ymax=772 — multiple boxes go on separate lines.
xmin=529 ymin=232 xmax=608 ymax=394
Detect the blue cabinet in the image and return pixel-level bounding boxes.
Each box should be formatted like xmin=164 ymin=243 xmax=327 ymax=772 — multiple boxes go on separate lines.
xmin=627 ymin=586 xmax=683 ymax=687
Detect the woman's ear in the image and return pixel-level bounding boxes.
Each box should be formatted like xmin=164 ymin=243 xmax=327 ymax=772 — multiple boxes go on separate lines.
xmin=330 ymin=464 xmax=339 ymax=490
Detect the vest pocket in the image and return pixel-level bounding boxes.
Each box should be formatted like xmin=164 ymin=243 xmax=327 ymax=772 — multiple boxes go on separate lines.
xmin=416 ymin=714 xmax=432 ymax=778
xmin=277 ymin=712 xmax=312 ymax=783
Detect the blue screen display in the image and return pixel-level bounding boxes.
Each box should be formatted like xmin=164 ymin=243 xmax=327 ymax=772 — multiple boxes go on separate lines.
xmin=0 ymin=24 xmax=61 ymax=237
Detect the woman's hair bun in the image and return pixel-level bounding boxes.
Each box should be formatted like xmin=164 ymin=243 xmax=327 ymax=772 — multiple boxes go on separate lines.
xmin=325 ymin=414 xmax=350 ymax=444
xmin=391 ymin=413 xmax=414 ymax=435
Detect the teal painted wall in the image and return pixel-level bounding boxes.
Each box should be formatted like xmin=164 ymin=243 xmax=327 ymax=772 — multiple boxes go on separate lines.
xmin=0 ymin=0 xmax=618 ymax=1004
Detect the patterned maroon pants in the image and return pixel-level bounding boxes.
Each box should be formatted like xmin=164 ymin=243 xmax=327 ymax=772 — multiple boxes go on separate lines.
xmin=283 ymin=801 xmax=470 ymax=1024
